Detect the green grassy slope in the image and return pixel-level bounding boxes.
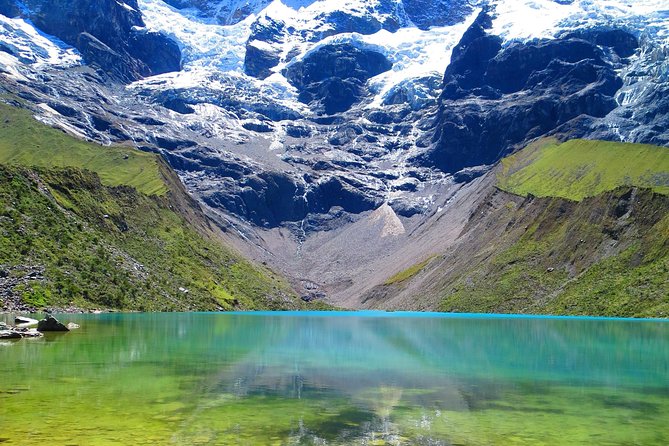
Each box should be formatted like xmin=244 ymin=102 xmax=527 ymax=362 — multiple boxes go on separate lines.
xmin=498 ymin=138 xmax=669 ymax=200
xmin=0 ymin=103 xmax=166 ymax=195
xmin=437 ymin=188 xmax=669 ymax=317
xmin=369 ymin=139 xmax=669 ymax=317
xmin=0 ymin=102 xmax=311 ymax=311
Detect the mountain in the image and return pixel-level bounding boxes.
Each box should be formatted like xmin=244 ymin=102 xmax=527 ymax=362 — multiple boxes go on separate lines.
xmin=0 ymin=101 xmax=318 ymax=312
xmin=361 ymin=138 xmax=669 ymax=317
xmin=0 ymin=0 xmax=667 ymax=313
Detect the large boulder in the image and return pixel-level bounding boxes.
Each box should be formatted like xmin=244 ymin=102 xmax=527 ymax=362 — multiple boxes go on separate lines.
xmin=37 ymin=315 xmax=70 ymax=332
xmin=0 ymin=330 xmax=22 ymax=339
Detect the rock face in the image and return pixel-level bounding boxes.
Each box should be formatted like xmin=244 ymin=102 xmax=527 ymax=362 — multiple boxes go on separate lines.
xmin=244 ymin=16 xmax=285 ymax=80
xmin=162 ymin=0 xmax=272 ymax=25
xmin=284 ymin=44 xmax=392 ymax=114
xmin=37 ymin=315 xmax=70 ymax=332
xmin=423 ymin=12 xmax=632 ymax=173
xmin=9 ymin=0 xmax=181 ymax=82
xmin=402 ymin=0 xmax=473 ymax=30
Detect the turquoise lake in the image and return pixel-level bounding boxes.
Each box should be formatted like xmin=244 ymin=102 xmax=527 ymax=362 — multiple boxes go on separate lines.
xmin=1 ymin=311 xmax=668 ymax=445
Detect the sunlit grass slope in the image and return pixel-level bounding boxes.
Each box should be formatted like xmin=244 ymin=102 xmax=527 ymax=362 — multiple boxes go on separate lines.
xmin=498 ymin=138 xmax=669 ymax=200
xmin=0 ymin=102 xmax=166 ymax=195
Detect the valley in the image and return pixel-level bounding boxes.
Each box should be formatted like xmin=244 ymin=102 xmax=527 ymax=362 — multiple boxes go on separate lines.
xmin=0 ymin=0 xmax=667 ymax=314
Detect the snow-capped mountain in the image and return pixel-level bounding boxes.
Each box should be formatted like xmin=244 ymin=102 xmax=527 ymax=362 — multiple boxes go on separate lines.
xmin=0 ymin=0 xmax=668 ymax=301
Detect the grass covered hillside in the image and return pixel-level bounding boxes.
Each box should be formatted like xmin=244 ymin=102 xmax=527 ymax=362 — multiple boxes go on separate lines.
xmin=0 ymin=101 xmax=309 ymax=312
xmin=366 ymin=138 xmax=669 ymax=318
xmin=498 ymin=138 xmax=669 ymax=200
xmin=0 ymin=103 xmax=167 ymax=195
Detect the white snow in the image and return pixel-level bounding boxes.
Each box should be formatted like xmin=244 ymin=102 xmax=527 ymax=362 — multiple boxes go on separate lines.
xmin=138 ymin=0 xmax=253 ymax=71
xmin=491 ymin=0 xmax=669 ymax=42
xmin=362 ymin=12 xmax=480 ymax=106
xmin=1 ymin=0 xmax=662 ymax=122
xmin=116 ymin=1 xmax=138 ymax=13
xmin=0 ymin=15 xmax=81 ymax=73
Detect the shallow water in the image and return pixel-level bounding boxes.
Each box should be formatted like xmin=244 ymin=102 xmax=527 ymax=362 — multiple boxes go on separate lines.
xmin=1 ymin=311 xmax=668 ymax=445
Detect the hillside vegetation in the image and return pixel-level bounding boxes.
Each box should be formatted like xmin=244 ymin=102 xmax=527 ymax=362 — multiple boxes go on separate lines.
xmin=498 ymin=138 xmax=669 ymax=200
xmin=366 ymin=139 xmax=669 ymax=318
xmin=0 ymin=102 xmax=311 ymax=311
xmin=0 ymin=103 xmax=166 ymax=195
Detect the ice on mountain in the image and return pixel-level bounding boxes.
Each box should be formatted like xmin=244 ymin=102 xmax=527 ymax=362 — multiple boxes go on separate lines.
xmin=0 ymin=15 xmax=81 ymax=70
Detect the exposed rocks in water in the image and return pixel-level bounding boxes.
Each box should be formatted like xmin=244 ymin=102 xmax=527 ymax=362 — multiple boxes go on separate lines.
xmin=0 ymin=328 xmax=21 ymax=339
xmin=14 ymin=316 xmax=38 ymax=325
xmin=37 ymin=315 xmax=70 ymax=332
xmin=0 ymin=321 xmax=43 ymax=339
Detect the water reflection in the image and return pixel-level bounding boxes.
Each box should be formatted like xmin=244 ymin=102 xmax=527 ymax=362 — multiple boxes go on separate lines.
xmin=1 ymin=312 xmax=668 ymax=445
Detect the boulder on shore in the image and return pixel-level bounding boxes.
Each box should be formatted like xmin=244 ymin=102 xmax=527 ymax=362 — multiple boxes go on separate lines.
xmin=37 ymin=315 xmax=70 ymax=332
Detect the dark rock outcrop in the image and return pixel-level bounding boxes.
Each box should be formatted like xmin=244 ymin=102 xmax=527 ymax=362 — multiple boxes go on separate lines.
xmin=284 ymin=43 xmax=392 ymax=114
xmin=128 ymin=31 xmax=182 ymax=76
xmin=244 ymin=16 xmax=285 ymax=79
xmin=0 ymin=0 xmax=19 ymax=17
xmin=37 ymin=315 xmax=69 ymax=332
xmin=424 ymin=12 xmax=630 ymax=173
xmin=201 ymin=169 xmax=383 ymax=228
xmin=162 ymin=0 xmax=274 ymax=26
xmin=563 ymin=28 xmax=639 ymax=58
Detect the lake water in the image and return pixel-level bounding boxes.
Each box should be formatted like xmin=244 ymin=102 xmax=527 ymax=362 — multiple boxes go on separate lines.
xmin=1 ymin=311 xmax=668 ymax=445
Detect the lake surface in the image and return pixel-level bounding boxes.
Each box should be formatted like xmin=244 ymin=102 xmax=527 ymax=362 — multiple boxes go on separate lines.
xmin=1 ymin=311 xmax=668 ymax=445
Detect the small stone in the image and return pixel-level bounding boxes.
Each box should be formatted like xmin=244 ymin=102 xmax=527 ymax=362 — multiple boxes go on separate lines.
xmin=66 ymin=322 xmax=80 ymax=330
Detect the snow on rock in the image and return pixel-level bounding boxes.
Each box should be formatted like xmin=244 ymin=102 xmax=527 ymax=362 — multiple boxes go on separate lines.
xmin=491 ymin=0 xmax=669 ymax=43
xmin=138 ymin=0 xmax=252 ymax=70
xmin=135 ymin=0 xmax=669 ymax=111
xmin=0 ymin=15 xmax=81 ymax=72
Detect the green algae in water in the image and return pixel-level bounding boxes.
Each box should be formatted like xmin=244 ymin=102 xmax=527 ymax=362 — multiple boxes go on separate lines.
xmin=1 ymin=312 xmax=668 ymax=445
